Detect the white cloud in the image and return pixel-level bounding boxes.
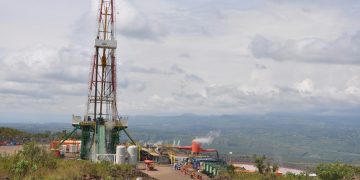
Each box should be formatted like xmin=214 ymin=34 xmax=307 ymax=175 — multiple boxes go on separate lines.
xmin=116 ymin=0 xmax=165 ymax=40
xmin=2 ymin=0 xmax=360 ymax=121
xmin=0 ymin=45 xmax=89 ymax=83
xmin=250 ymin=32 xmax=360 ymax=64
xmin=294 ymin=78 xmax=314 ymax=94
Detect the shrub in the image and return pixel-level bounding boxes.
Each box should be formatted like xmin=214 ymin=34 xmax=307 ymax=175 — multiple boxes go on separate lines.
xmin=9 ymin=142 xmax=57 ymax=177
xmin=316 ymin=162 xmax=358 ymax=180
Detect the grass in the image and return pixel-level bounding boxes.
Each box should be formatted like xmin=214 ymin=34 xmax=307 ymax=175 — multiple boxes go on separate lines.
xmin=0 ymin=142 xmax=153 ymax=180
xmin=2 ymin=141 xmax=360 ymax=180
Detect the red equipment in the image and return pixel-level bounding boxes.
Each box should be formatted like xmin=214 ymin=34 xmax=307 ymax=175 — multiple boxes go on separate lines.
xmin=176 ymin=140 xmax=219 ymax=157
xmin=144 ymin=160 xmax=155 ymax=171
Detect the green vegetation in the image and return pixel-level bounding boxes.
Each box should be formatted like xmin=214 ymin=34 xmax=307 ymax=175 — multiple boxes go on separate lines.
xmin=222 ymin=163 xmax=360 ymax=180
xmin=254 ymin=155 xmax=267 ymax=174
xmin=215 ymin=155 xmax=360 ymax=180
xmin=127 ymin=115 xmax=360 ymax=166
xmin=0 ymin=127 xmax=80 ymax=144
xmin=0 ymin=127 xmax=29 ymax=138
xmin=217 ymin=170 xmax=311 ymax=180
xmin=4 ymin=114 xmax=360 ymax=165
xmin=0 ymin=142 xmax=153 ymax=179
xmin=253 ymin=155 xmax=279 ymax=175
xmin=316 ymin=162 xmax=360 ymax=180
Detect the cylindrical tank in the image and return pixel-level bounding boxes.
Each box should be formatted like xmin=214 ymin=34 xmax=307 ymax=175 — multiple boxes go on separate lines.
xmin=192 ymin=141 xmax=201 ymax=154
xmin=200 ymin=162 xmax=205 ymax=170
xmin=69 ymin=144 xmax=77 ymax=153
xmin=78 ymin=142 xmax=81 ymax=153
xmin=61 ymin=145 xmax=67 ymax=153
xmin=212 ymin=167 xmax=217 ymax=176
xmin=68 ymin=144 xmax=73 ymax=153
xmin=127 ymin=145 xmax=138 ymax=165
xmin=116 ymin=145 xmax=126 ymax=164
xmin=74 ymin=144 xmax=79 ymax=153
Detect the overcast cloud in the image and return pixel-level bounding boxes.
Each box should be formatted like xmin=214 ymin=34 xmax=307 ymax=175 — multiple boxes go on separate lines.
xmin=1 ymin=0 xmax=360 ymax=122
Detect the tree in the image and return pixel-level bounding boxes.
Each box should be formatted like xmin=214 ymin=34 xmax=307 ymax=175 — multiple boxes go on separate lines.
xmin=272 ymin=163 xmax=279 ymax=173
xmin=253 ymin=154 xmax=266 ymax=174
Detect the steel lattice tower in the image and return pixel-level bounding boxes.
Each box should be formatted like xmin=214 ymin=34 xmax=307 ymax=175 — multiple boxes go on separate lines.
xmin=72 ymin=0 xmax=135 ymax=161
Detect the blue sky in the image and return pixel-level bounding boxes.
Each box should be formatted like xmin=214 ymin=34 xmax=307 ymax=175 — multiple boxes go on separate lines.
xmin=1 ymin=0 xmax=360 ymax=122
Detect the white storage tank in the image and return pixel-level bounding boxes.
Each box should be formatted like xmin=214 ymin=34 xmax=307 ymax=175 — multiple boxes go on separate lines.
xmin=78 ymin=143 xmax=81 ymax=153
xmin=69 ymin=144 xmax=77 ymax=153
xmin=127 ymin=145 xmax=138 ymax=165
xmin=68 ymin=144 xmax=73 ymax=153
xmin=61 ymin=145 xmax=67 ymax=153
xmin=116 ymin=145 xmax=126 ymax=164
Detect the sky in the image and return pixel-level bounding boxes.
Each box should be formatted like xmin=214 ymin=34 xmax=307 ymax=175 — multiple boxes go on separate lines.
xmin=1 ymin=0 xmax=360 ymax=122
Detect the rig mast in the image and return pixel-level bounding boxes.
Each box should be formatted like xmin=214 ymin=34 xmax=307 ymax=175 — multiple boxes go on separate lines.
xmin=72 ymin=0 xmax=135 ymax=161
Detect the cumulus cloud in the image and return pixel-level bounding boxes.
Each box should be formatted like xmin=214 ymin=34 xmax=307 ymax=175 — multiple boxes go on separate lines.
xmin=3 ymin=0 xmax=360 ymax=119
xmin=116 ymin=0 xmax=165 ymax=40
xmin=254 ymin=63 xmax=267 ymax=70
xmin=170 ymin=64 xmax=205 ymax=83
xmin=83 ymin=0 xmax=165 ymax=41
xmin=124 ymin=63 xmax=171 ymax=75
xmin=0 ymin=44 xmax=89 ymax=100
xmin=185 ymin=74 xmax=204 ymax=83
xmin=179 ymin=53 xmax=191 ymax=58
xmin=160 ymin=80 xmax=360 ymax=114
xmin=118 ymin=77 xmax=147 ymax=92
xmin=0 ymin=45 xmax=89 ymax=84
xmin=294 ymin=78 xmax=314 ymax=94
xmin=250 ymin=32 xmax=360 ymax=64
xmin=170 ymin=64 xmax=185 ymax=74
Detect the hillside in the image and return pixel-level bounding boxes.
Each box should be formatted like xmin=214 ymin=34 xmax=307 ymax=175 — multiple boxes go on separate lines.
xmin=0 ymin=127 xmax=29 ymax=138
xmin=127 ymin=114 xmax=360 ymax=167
xmin=2 ymin=113 xmax=360 ymax=167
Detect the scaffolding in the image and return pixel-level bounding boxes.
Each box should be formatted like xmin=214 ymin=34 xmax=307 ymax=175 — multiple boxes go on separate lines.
xmin=68 ymin=0 xmax=136 ymax=161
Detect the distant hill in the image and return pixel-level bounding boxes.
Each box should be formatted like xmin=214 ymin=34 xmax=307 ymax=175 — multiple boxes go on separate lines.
xmin=2 ymin=113 xmax=360 ymax=166
xmin=0 ymin=127 xmax=29 ymax=139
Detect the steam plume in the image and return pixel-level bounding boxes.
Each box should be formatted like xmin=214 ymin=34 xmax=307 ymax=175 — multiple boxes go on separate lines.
xmin=193 ymin=130 xmax=221 ymax=145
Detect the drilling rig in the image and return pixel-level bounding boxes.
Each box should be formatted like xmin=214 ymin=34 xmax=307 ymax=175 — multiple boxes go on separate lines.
xmin=61 ymin=0 xmax=135 ymax=161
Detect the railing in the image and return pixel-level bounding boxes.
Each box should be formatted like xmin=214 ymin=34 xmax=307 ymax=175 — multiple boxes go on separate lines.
xmin=117 ymin=115 xmax=128 ymax=127
xmin=95 ymin=154 xmax=116 ymax=164
xmin=72 ymin=115 xmax=82 ymax=125
xmin=114 ymin=119 xmax=128 ymax=127
xmin=72 ymin=115 xmax=129 ymax=127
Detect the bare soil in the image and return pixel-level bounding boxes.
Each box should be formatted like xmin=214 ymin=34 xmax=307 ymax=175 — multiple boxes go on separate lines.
xmin=139 ymin=163 xmax=192 ymax=180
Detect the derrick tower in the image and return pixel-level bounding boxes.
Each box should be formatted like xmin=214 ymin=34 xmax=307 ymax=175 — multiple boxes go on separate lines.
xmin=72 ymin=0 xmax=135 ymax=161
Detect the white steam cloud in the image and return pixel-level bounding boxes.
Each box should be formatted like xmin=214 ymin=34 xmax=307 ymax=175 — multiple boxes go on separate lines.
xmin=172 ymin=139 xmax=181 ymax=147
xmin=193 ymin=130 xmax=221 ymax=145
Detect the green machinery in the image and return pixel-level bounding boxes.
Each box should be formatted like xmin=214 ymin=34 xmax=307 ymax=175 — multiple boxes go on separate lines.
xmin=75 ymin=119 xmax=135 ymax=160
xmin=55 ymin=118 xmax=135 ymax=160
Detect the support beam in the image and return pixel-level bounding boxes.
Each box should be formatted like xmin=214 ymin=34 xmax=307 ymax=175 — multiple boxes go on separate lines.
xmin=55 ymin=126 xmax=79 ymax=149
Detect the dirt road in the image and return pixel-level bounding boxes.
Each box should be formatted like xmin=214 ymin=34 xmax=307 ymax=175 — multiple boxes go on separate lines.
xmin=140 ymin=164 xmax=192 ymax=180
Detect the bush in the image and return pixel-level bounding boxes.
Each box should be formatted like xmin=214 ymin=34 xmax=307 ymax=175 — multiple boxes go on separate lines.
xmin=316 ymin=162 xmax=359 ymax=180
xmin=0 ymin=143 xmax=151 ymax=179
xmin=9 ymin=142 xmax=57 ymax=178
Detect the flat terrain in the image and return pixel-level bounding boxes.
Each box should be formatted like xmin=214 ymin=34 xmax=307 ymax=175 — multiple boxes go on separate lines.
xmin=139 ymin=163 xmax=192 ymax=180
